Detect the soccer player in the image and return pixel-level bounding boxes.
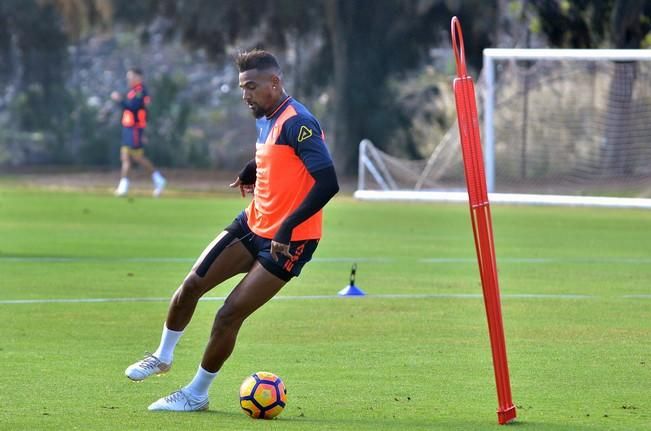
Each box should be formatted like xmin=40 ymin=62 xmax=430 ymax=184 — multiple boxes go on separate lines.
xmin=111 ymin=68 xmax=167 ymax=197
xmin=125 ymin=49 xmax=339 ymax=411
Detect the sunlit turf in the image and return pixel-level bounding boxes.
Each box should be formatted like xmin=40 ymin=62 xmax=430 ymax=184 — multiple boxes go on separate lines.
xmin=0 ymin=186 xmax=650 ymax=430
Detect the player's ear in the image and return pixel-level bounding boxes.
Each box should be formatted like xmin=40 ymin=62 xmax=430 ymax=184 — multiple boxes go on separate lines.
xmin=271 ymin=75 xmax=281 ymax=88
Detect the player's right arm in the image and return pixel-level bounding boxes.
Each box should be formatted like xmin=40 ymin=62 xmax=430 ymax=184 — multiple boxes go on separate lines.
xmin=119 ymin=89 xmax=146 ymax=111
xmin=229 ymin=159 xmax=257 ymax=197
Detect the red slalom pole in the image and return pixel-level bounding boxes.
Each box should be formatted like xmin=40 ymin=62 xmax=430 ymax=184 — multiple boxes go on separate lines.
xmin=450 ymin=16 xmax=516 ymax=425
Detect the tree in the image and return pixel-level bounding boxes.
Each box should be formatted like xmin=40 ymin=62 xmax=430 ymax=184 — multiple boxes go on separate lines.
xmin=0 ymin=0 xmax=500 ymax=171
xmin=140 ymin=0 xmax=496 ymax=173
xmin=0 ymin=0 xmax=72 ymax=161
xmin=322 ymin=0 xmax=497 ymax=172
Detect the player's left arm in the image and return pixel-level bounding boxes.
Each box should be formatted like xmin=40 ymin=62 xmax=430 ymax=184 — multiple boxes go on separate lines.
xmin=271 ymin=116 xmax=339 ymax=260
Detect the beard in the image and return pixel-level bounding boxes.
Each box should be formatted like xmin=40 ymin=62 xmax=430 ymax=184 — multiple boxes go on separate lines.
xmin=249 ymin=103 xmax=266 ymax=118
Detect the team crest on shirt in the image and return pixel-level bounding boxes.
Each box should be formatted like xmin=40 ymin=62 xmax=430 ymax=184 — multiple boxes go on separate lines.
xmin=297 ymin=125 xmax=313 ymax=142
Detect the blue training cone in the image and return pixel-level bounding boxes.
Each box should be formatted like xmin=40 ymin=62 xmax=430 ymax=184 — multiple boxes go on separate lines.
xmin=338 ymin=263 xmax=365 ymax=296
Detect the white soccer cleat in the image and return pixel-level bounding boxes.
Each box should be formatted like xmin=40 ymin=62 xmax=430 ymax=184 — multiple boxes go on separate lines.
xmin=153 ymin=177 xmax=166 ymax=197
xmin=125 ymin=353 xmax=171 ymax=381
xmin=152 ymin=172 xmax=167 ymax=197
xmin=114 ymin=179 xmax=129 ymax=197
xmin=148 ymin=389 xmax=209 ymax=412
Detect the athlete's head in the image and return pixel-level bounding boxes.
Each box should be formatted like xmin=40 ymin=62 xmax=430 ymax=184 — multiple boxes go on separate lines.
xmin=127 ymin=68 xmax=143 ymax=87
xmin=236 ymin=49 xmax=284 ymax=118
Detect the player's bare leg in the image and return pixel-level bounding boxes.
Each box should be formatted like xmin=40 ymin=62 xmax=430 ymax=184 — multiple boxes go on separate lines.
xmin=115 ymin=147 xmax=131 ymax=196
xmin=132 ymin=152 xmax=167 ymax=197
xmin=167 ymin=232 xmax=256 ymax=331
xmin=126 ymin=232 xmax=254 ymax=382
xmin=120 ymin=147 xmax=131 ymax=178
xmin=130 ymin=152 xmax=155 ymax=175
xmin=148 ymin=260 xmax=287 ymax=411
xmin=201 ymin=262 xmax=286 ymax=372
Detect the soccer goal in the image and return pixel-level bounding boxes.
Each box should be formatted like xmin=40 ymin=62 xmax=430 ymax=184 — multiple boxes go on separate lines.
xmin=355 ymin=49 xmax=651 ymax=209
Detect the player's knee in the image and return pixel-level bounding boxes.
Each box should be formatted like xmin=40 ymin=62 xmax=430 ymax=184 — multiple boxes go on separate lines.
xmin=176 ymin=274 xmax=204 ymax=305
xmin=214 ymin=303 xmax=244 ymax=330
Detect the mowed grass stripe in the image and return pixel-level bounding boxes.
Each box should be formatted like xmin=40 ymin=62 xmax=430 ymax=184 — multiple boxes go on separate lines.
xmin=0 ymin=292 xmax=605 ymax=305
xmin=1 ymin=186 xmax=650 ymax=430
xmin=3 ymin=255 xmax=651 ymax=264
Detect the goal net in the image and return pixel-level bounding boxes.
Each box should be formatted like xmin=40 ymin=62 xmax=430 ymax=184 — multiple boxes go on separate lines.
xmin=356 ymin=49 xmax=651 ymax=208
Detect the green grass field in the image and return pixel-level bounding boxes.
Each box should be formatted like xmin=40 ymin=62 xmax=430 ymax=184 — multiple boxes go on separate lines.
xmin=1 ymin=185 xmax=650 ymax=430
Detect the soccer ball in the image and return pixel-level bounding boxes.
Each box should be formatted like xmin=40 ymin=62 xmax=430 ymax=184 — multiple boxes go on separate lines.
xmin=239 ymin=371 xmax=287 ymax=419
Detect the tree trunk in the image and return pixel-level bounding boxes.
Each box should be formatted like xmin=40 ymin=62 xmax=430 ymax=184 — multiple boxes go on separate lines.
xmin=601 ymin=0 xmax=644 ymax=175
xmin=324 ymin=0 xmax=355 ymax=174
xmin=602 ymin=61 xmax=636 ymax=175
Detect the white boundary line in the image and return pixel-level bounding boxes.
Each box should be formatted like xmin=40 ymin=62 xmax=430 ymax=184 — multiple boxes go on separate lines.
xmin=353 ymin=190 xmax=651 ymax=210
xmin=420 ymin=257 xmax=651 ymax=264
xmin=2 ymin=256 xmax=651 ymax=264
xmin=3 ymin=292 xmax=650 ymax=305
xmin=0 ymin=257 xmax=391 ymax=263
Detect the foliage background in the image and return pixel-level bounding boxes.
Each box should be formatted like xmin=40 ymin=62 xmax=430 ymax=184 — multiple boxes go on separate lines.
xmin=0 ymin=0 xmax=650 ymax=174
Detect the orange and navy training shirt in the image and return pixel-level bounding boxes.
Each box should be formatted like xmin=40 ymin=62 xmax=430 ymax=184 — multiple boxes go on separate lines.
xmin=245 ymin=96 xmax=334 ymax=241
xmin=120 ymin=83 xmax=150 ymax=129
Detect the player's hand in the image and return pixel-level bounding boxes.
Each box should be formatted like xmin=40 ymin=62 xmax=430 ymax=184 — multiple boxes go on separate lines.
xmin=270 ymin=241 xmax=293 ymax=261
xmin=229 ymin=177 xmax=254 ymax=197
xmin=110 ymin=91 xmax=122 ymax=101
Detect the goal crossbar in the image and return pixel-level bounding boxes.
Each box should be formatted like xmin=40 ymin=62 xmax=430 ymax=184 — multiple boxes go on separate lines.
xmin=484 ymin=48 xmax=651 ymax=61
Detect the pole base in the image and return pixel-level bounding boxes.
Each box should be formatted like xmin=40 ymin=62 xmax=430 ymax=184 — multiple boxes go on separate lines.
xmin=497 ymin=405 xmax=517 ymax=425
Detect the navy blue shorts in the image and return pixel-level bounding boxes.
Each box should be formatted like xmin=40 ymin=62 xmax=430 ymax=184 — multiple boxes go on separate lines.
xmin=225 ymin=211 xmax=319 ymax=282
xmin=121 ymin=127 xmax=144 ymax=149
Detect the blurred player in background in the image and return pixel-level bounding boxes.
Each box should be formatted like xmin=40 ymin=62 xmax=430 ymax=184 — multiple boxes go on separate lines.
xmin=111 ymin=68 xmax=166 ymax=197
xmin=124 ymin=49 xmax=339 ymax=411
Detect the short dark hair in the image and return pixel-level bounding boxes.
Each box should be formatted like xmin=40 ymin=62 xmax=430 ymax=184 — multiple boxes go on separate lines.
xmin=128 ymin=67 xmax=143 ymax=76
xmin=235 ymin=49 xmax=280 ymax=73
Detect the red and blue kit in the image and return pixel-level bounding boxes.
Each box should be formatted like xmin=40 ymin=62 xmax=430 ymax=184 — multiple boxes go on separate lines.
xmin=120 ymin=83 xmax=150 ymax=149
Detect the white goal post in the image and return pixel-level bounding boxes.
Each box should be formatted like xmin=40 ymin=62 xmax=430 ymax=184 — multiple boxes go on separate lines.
xmin=355 ymin=48 xmax=651 ymax=209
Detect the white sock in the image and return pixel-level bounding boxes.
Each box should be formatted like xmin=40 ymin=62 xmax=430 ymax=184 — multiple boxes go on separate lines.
xmin=152 ymin=324 xmax=183 ymax=364
xmin=184 ymin=366 xmax=218 ymax=399
xmin=152 ymin=171 xmax=165 ymax=183
xmin=118 ymin=177 xmax=129 ymax=190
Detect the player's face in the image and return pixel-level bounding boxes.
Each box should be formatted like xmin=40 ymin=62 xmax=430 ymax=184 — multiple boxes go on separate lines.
xmin=239 ymin=70 xmax=276 ymax=118
xmin=127 ymin=71 xmax=139 ymax=87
